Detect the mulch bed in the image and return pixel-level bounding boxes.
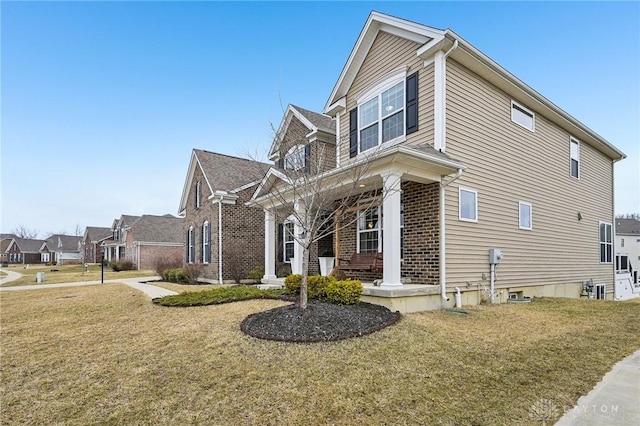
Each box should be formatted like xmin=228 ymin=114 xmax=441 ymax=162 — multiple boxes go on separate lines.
xmin=241 ymin=300 xmax=401 ymax=343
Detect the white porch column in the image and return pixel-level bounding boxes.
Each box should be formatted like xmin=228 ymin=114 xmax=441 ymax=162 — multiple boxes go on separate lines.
xmin=381 ymin=172 xmax=403 ymax=288
xmin=292 ymin=202 xmax=305 ymax=275
xmin=262 ymin=209 xmax=277 ymax=281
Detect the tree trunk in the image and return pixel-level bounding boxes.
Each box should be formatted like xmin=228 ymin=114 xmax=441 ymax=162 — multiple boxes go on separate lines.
xmin=299 ymin=244 xmax=310 ymax=309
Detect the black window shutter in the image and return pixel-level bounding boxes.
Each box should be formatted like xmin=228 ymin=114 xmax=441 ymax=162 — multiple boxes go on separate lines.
xmin=304 ymin=144 xmax=311 ymax=173
xmin=349 ymin=108 xmax=358 ymax=158
xmin=185 ymin=229 xmax=189 ymax=262
xmin=277 ymin=223 xmax=284 ymax=263
xmin=276 ymin=158 xmax=284 ymax=169
xmin=406 ymin=71 xmax=419 ymax=134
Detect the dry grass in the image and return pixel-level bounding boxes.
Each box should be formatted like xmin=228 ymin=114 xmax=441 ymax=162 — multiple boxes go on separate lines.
xmin=0 ymin=264 xmax=155 ymax=287
xmin=1 ymin=287 xmax=639 ymax=425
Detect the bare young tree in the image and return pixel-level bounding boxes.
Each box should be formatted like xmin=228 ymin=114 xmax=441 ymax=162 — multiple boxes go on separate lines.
xmin=74 ymin=224 xmax=85 ymax=237
xmin=11 ymin=225 xmax=39 ymax=239
xmin=250 ymin=119 xmax=396 ymax=309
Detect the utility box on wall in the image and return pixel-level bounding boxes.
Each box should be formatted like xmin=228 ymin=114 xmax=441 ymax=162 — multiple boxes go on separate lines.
xmin=489 ymin=248 xmax=503 ymax=264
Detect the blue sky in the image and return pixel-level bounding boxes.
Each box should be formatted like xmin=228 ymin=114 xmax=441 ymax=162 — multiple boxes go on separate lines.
xmin=1 ymin=1 xmax=638 ymax=236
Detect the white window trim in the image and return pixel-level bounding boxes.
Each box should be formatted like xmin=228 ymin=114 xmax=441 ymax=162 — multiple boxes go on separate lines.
xmin=356 ymin=207 xmax=382 ymax=254
xmin=518 ymin=201 xmax=533 ymax=230
xmin=188 ymin=226 xmax=195 ymax=264
xmin=599 ymin=221 xmax=613 ymax=264
xmin=595 ymin=283 xmax=606 ymax=300
xmin=202 ymin=221 xmax=210 ymax=264
xmin=570 ymin=137 xmax=580 ymax=179
xmin=356 ymin=70 xmax=407 ymax=155
xmin=511 ymin=100 xmax=535 ymax=132
xmin=284 ymin=144 xmax=306 ymax=171
xmin=459 ymin=187 xmax=478 ymax=223
xmin=283 ymin=221 xmax=294 ymax=263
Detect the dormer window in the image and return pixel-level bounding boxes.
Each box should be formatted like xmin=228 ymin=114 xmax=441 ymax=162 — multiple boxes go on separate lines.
xmin=285 ymin=145 xmax=307 ymax=171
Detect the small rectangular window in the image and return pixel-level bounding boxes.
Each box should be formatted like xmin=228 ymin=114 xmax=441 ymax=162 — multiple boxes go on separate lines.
xmin=621 ymin=238 xmax=624 ymax=248
xmin=195 ymin=181 xmax=202 ymax=208
xmin=511 ymin=101 xmax=535 ymax=131
xmin=283 ymin=222 xmax=294 ymax=262
xmin=595 ymin=284 xmax=606 ymax=300
xmin=459 ymin=188 xmax=478 ymax=222
xmin=570 ymin=138 xmax=580 ymax=178
xmin=519 ymin=202 xmax=532 ymax=230
xmin=599 ymin=222 xmax=612 ymax=263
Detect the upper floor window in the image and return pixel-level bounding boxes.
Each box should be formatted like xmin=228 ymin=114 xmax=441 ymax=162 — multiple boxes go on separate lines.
xmin=202 ymin=221 xmax=210 ymax=264
xmin=519 ymin=201 xmax=532 ymax=230
xmin=359 ymin=81 xmax=405 ymax=152
xmin=285 ymin=145 xmax=307 ymax=171
xmin=195 ymin=181 xmax=202 ymax=208
xmin=570 ymin=138 xmax=580 ymax=179
xmin=511 ymin=101 xmax=535 ymax=132
xmin=459 ymin=187 xmax=478 ymax=222
xmin=621 ymin=238 xmax=624 ymax=248
xmin=599 ymin=222 xmax=612 ymax=263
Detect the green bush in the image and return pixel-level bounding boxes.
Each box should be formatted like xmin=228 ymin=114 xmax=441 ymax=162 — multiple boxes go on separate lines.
xmin=326 ymin=279 xmax=362 ymax=305
xmin=153 ymin=285 xmax=284 ymax=307
xmin=164 ymin=268 xmax=186 ymax=283
xmin=284 ymin=274 xmax=302 ymax=295
xmin=307 ymin=275 xmax=333 ymax=299
xmin=111 ymin=260 xmax=135 ymax=272
xmin=247 ymin=265 xmax=265 ymax=283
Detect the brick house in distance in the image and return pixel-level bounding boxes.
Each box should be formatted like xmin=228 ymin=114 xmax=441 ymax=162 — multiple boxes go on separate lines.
xmin=81 ymin=226 xmax=112 ymax=264
xmin=178 ymin=149 xmax=270 ymax=283
xmin=251 ymin=12 xmax=626 ymax=312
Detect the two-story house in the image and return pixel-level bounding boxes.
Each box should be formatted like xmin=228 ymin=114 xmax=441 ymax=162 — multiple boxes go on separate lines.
xmin=615 ymin=218 xmax=640 ymax=286
xmin=251 ymin=12 xmax=625 ymax=311
xmin=178 ymin=149 xmax=270 ymax=283
xmin=81 ymin=226 xmax=113 ymax=264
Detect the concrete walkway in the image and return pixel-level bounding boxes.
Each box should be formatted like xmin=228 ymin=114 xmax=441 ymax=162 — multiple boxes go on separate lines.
xmin=555 ymin=349 xmax=640 ymax=425
xmin=0 ymin=276 xmax=178 ymax=298
xmin=0 ymin=269 xmax=23 ymax=285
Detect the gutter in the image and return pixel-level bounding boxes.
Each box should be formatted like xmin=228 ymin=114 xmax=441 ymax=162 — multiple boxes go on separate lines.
xmin=211 ymin=190 xmax=235 ymax=284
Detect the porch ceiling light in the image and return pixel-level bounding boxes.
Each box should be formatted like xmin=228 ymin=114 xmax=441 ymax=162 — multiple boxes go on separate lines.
xmin=359 ymin=184 xmax=366 ymax=188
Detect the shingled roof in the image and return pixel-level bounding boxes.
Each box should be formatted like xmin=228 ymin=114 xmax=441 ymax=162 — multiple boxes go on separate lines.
xmin=12 ymin=238 xmax=48 ymax=253
xmin=47 ymin=235 xmax=82 ymax=252
xmin=128 ymin=215 xmax=184 ymax=243
xmin=84 ymin=227 xmax=112 ymax=243
xmin=616 ymin=218 xmax=640 ymax=235
xmin=291 ymin=104 xmax=336 ymax=134
xmin=195 ymin=150 xmax=271 ymax=192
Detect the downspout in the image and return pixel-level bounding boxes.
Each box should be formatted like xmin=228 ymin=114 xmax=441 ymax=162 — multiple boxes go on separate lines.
xmin=438 ymin=38 xmax=460 ymax=302
xmin=440 ymin=169 xmax=463 ymax=301
xmin=218 ymin=198 xmax=223 ymax=284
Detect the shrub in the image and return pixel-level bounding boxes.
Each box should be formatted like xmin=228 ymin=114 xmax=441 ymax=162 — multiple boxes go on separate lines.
xmin=329 ymin=268 xmax=348 ymax=281
xmin=111 ymin=260 xmax=135 ymax=272
xmin=247 ymin=265 xmax=265 ymax=283
xmin=326 ymin=279 xmax=362 ymax=305
xmin=154 ymin=256 xmax=182 ymax=277
xmin=164 ymin=268 xmax=186 ymax=283
xmin=284 ymin=274 xmax=302 ymax=295
xmin=307 ymin=275 xmax=333 ymax=299
xmin=276 ymin=262 xmax=291 ymax=278
xmin=183 ymin=263 xmax=204 ymax=284
xmin=153 ymin=285 xmax=284 ymax=307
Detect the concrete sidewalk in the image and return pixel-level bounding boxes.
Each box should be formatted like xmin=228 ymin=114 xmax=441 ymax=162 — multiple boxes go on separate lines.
xmin=0 ymin=276 xmax=177 ymax=298
xmin=555 ymin=349 xmax=640 ymax=425
xmin=0 ymin=269 xmax=22 ymax=285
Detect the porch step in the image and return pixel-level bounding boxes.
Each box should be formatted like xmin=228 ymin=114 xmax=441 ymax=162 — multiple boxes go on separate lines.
xmin=257 ymin=283 xmax=284 ymax=290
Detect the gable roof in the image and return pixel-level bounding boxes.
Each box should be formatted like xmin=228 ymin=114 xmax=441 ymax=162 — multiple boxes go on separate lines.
xmin=128 ymin=214 xmax=184 ymax=244
xmin=616 ymin=218 xmax=640 ymax=235
xmin=268 ymin=104 xmax=336 ymax=159
xmin=178 ymin=149 xmax=271 ymax=215
xmin=323 ymin=11 xmax=625 ymax=162
xmin=84 ymin=226 xmax=113 ymax=243
xmin=0 ymin=233 xmax=17 ymax=241
xmin=46 ymin=234 xmax=82 ymax=252
xmin=10 ymin=238 xmax=49 ymax=253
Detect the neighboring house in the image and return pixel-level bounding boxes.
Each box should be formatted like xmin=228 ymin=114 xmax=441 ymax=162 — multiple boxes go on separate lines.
xmin=615 ymin=218 xmax=640 ymax=284
xmin=1 ymin=237 xmax=51 ymax=264
xmin=103 ymin=215 xmax=140 ymax=262
xmin=177 ymin=149 xmax=270 ymax=283
xmin=46 ymin=235 xmax=83 ymax=265
xmin=122 ymin=214 xmax=184 ymax=270
xmin=81 ymin=226 xmax=113 ymax=263
xmin=250 ymin=12 xmax=625 ymax=310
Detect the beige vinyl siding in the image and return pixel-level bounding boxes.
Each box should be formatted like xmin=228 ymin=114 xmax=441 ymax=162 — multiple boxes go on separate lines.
xmin=339 ymin=31 xmax=434 ymax=162
xmin=444 ymin=59 xmax=614 ymax=293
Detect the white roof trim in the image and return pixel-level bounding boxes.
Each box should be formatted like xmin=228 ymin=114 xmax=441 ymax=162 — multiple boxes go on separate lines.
xmin=250 ymin=167 xmax=292 ymax=202
xmin=323 ymin=11 xmax=444 ymax=114
xmin=268 ymin=105 xmax=320 ymax=159
xmin=177 ymin=150 xmax=216 ymax=214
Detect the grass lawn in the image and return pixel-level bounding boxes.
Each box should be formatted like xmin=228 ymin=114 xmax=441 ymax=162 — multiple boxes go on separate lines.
xmin=1 ymin=286 xmax=639 ymax=425
xmin=0 ymin=264 xmax=156 ymax=286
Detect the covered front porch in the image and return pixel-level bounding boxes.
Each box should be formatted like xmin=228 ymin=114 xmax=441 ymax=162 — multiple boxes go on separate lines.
xmin=253 ymin=143 xmax=465 ymax=293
